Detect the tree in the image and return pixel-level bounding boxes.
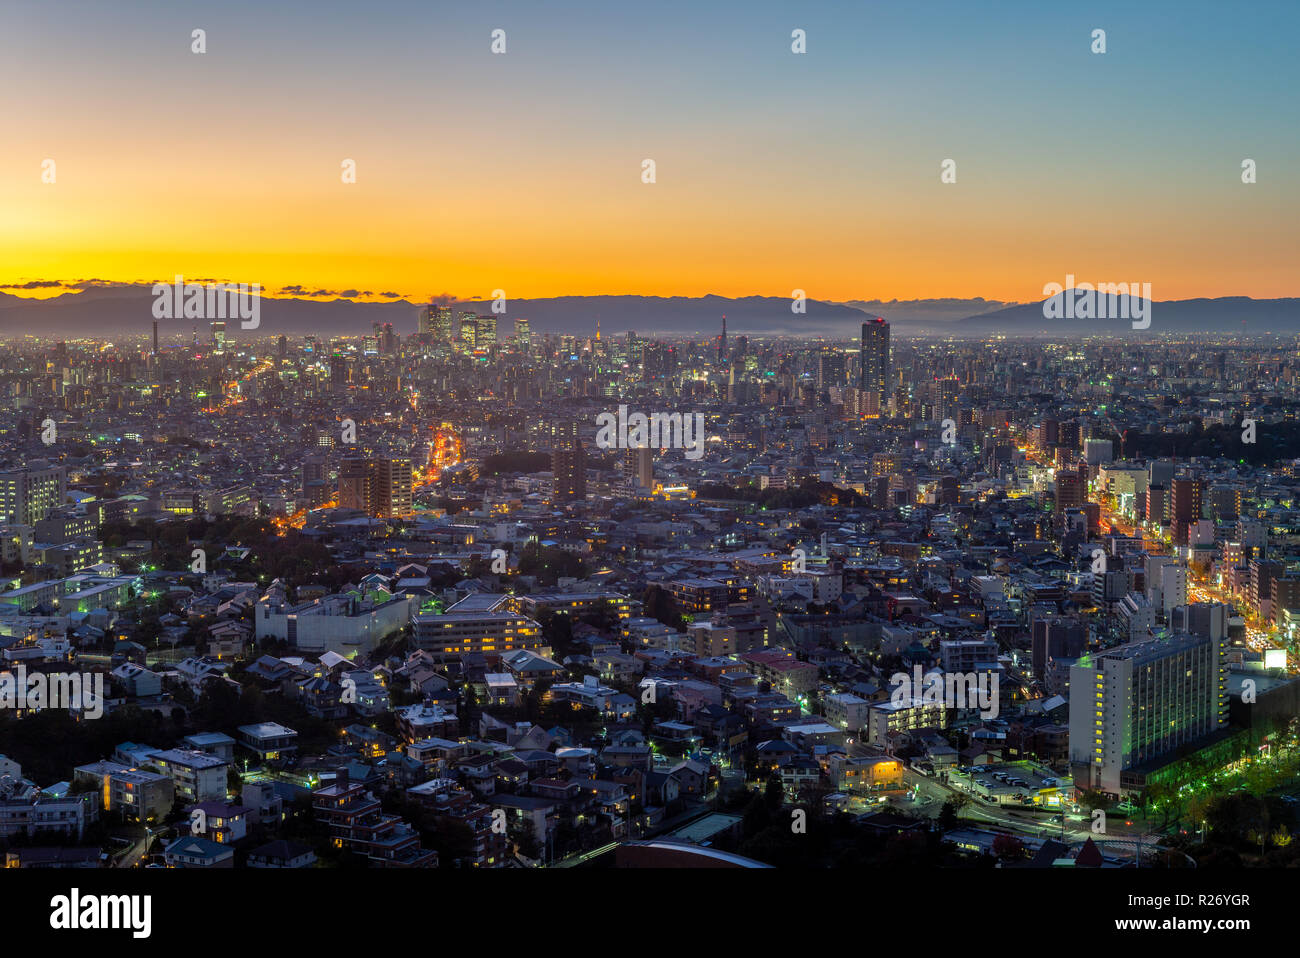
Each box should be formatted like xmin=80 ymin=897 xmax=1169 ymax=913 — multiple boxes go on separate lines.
xmin=991 ymin=833 xmax=1026 ymax=861
xmin=509 ymin=817 xmax=542 ymax=860
xmin=938 ymin=800 xmax=960 ymax=833
xmin=765 ymin=774 xmax=785 ymax=810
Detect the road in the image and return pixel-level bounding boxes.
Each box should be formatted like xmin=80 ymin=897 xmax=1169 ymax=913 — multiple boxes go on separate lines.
xmin=876 ymin=765 xmax=1164 ymax=855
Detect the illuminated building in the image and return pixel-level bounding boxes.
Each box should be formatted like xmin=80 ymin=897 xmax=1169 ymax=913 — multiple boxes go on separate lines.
xmin=1068 ymin=633 xmax=1228 ymax=796
xmin=859 ymin=317 xmax=889 ymax=393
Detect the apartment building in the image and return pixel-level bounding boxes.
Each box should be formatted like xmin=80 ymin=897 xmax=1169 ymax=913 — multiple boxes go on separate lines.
xmin=410 ymin=610 xmax=543 ymax=658
xmin=1069 ymin=632 xmax=1229 ymax=797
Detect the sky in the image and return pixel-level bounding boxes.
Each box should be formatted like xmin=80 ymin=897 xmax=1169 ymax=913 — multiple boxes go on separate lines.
xmin=2 ymin=0 xmax=1297 ymax=304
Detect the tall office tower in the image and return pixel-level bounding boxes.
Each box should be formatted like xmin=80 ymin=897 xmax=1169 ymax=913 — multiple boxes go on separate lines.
xmin=859 ymin=317 xmax=890 ymax=393
xmin=379 ymin=323 xmax=396 ymax=354
xmin=477 ymin=315 xmax=497 ymax=348
xmin=304 ymin=335 xmax=318 ymax=355
xmin=459 ymin=313 xmax=479 ymax=351
xmin=277 ymin=335 xmax=288 ymax=359
xmin=551 ymin=421 xmax=586 ymax=501
xmin=816 ymin=350 xmax=846 ymax=390
xmin=1170 ymin=476 xmax=1204 ymax=545
xmin=211 ymin=320 xmax=227 ymax=352
xmin=152 ymin=320 xmax=159 ymax=356
xmin=717 ymin=315 xmax=727 ymax=365
xmin=514 ymin=317 xmax=531 ymax=351
xmin=624 ymin=445 xmax=653 ymax=489
xmin=330 ymin=355 xmax=348 ymax=386
xmin=337 ymin=456 xmax=412 ymax=517
xmin=0 ymin=463 xmax=68 ymax=526
xmin=1069 ymin=632 xmax=1228 ymax=795
xmin=420 ymin=304 xmax=453 ymax=340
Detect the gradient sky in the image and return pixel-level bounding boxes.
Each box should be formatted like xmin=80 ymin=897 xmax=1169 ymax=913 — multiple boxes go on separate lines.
xmin=2 ymin=0 xmax=1297 ymax=303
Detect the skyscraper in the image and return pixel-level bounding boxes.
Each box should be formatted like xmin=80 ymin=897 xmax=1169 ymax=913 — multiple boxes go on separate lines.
xmin=859 ymin=317 xmax=889 ymax=393
xmin=551 ymin=421 xmax=586 ymax=502
xmin=816 ymin=350 xmax=846 ymax=390
xmin=1171 ymin=476 xmax=1204 ymax=546
xmin=459 ymin=313 xmax=478 ymax=352
xmin=421 ymin=304 xmax=454 ymax=340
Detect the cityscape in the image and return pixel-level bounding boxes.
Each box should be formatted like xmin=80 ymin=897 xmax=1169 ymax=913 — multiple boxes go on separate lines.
xmin=2 ymin=320 xmax=1299 ymax=876
xmin=2 ymin=0 xmax=1296 ymax=938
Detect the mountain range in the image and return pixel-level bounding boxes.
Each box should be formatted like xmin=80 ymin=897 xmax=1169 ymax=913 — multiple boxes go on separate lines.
xmin=2 ymin=285 xmax=1297 ymax=339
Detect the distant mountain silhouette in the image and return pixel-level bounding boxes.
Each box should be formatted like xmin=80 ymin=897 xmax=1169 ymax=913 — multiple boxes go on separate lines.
xmin=2 ymin=285 xmax=1296 ymax=339
xmin=0 ymin=288 xmax=870 ymax=338
xmin=954 ymin=294 xmax=1300 ymax=336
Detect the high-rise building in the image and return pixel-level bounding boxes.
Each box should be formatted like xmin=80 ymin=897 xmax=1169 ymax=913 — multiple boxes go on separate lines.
xmin=211 ymin=321 xmax=226 ymax=353
xmin=1055 ymin=470 xmax=1085 ymax=513
xmin=300 ymin=455 xmax=331 ymax=507
xmin=338 ymin=456 xmax=412 ymax=517
xmin=513 ymin=318 xmax=530 ymax=351
xmin=0 ymin=462 xmax=67 ymax=526
xmin=624 ymin=446 xmax=653 ymax=489
xmin=859 ymin=318 xmax=889 ymax=393
xmin=1170 ymin=476 xmax=1204 ymax=545
xmin=421 ymin=304 xmax=454 ymax=340
xmin=816 ymin=350 xmax=846 ymax=390
xmin=551 ymin=421 xmax=586 ymax=502
xmin=1069 ymin=633 xmax=1228 ymax=796
xmin=459 ymin=313 xmax=479 ymax=351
